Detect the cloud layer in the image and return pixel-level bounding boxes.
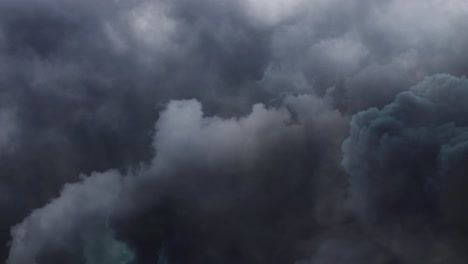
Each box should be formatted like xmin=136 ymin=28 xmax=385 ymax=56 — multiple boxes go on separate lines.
xmin=7 ymin=96 xmax=348 ymax=263
xmin=1 ymin=0 xmax=468 ymax=263
xmin=343 ymin=74 xmax=468 ymax=263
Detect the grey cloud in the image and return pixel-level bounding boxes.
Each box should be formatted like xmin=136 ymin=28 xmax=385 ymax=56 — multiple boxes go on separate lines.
xmin=296 ymin=237 xmax=400 ymax=264
xmin=0 ymin=110 xmax=17 ymax=155
xmin=342 ymin=74 xmax=468 ymax=263
xmin=114 ymin=96 xmax=348 ymax=263
xmin=8 ymin=95 xmax=348 ymax=264
xmin=0 ymin=0 xmax=275 ymax=258
xmin=7 ymin=170 xmax=126 ymax=264
xmin=2 ymin=0 xmax=468 ymax=263
xmin=264 ymin=0 xmax=468 ymax=111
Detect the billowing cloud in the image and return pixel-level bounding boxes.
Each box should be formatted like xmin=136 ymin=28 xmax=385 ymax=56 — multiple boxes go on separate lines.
xmin=1 ymin=0 xmax=468 ymax=262
xmin=267 ymin=0 xmax=468 ymax=111
xmin=7 ymin=170 xmax=126 ymax=264
xmin=8 ymin=95 xmax=348 ymax=263
xmin=342 ymin=74 xmax=468 ymax=263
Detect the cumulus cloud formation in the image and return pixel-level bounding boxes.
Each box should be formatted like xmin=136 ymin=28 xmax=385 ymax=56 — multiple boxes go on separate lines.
xmin=7 ymin=170 xmax=125 ymax=264
xmin=343 ymin=74 xmax=468 ymax=263
xmin=1 ymin=0 xmax=468 ymax=263
xmin=7 ymin=96 xmax=347 ymax=263
xmin=267 ymin=0 xmax=468 ymax=111
xmin=343 ymin=74 xmax=468 ymax=224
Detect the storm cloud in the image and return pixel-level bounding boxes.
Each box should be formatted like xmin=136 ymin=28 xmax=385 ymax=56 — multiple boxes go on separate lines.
xmin=1 ymin=0 xmax=468 ymax=263
xmin=8 ymin=96 xmax=348 ymax=263
xmin=343 ymin=74 xmax=468 ymax=263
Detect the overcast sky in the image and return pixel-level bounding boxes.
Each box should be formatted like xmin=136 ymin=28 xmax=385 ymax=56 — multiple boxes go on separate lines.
xmin=1 ymin=0 xmax=468 ymax=263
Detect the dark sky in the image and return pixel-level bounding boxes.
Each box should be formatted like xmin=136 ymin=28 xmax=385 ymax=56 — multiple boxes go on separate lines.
xmin=1 ymin=0 xmax=468 ymax=263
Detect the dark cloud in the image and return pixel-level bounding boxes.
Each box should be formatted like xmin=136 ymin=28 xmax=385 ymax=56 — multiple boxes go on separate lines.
xmin=1 ymin=0 xmax=468 ymax=263
xmin=7 ymin=96 xmax=348 ymax=264
xmin=7 ymin=170 xmax=126 ymax=264
xmin=342 ymin=74 xmax=468 ymax=263
xmin=296 ymin=237 xmax=400 ymax=264
xmin=266 ymin=0 xmax=468 ymax=111
xmin=0 ymin=0 xmax=274 ymax=259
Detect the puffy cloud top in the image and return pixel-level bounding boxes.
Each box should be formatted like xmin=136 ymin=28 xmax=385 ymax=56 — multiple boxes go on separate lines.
xmin=343 ymin=74 xmax=468 ymax=263
xmin=1 ymin=0 xmax=468 ymax=262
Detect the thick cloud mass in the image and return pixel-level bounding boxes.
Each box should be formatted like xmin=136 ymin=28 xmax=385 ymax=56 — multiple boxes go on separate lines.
xmin=296 ymin=238 xmax=398 ymax=264
xmin=7 ymin=170 xmax=126 ymax=264
xmin=8 ymin=96 xmax=348 ymax=264
xmin=1 ymin=0 xmax=468 ymax=263
xmin=343 ymin=74 xmax=468 ymax=263
xmin=343 ymin=74 xmax=468 ymax=225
